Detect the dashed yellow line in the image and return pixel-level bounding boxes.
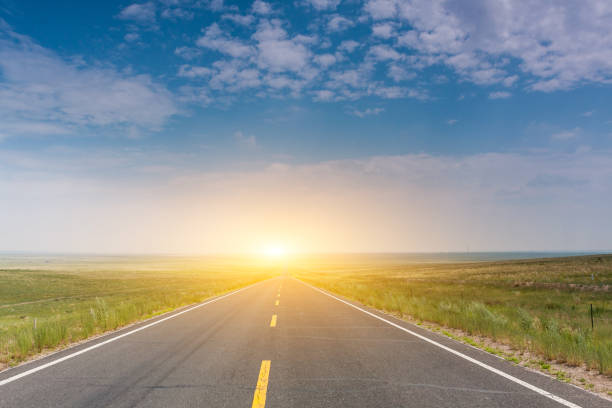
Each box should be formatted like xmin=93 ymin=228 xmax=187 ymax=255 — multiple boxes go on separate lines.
xmin=270 ymin=314 xmax=277 ymax=327
xmin=276 ymin=293 xmax=280 ymax=298
xmin=252 ymin=360 xmax=271 ymax=408
xmin=275 ymin=300 xmax=279 ymax=306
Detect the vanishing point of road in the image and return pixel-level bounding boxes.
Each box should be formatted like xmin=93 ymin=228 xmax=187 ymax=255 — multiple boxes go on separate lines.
xmin=0 ymin=278 xmax=609 ymax=407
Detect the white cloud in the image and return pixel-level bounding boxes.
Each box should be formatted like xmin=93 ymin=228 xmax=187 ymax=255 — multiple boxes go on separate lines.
xmin=369 ymin=85 xmax=409 ymax=99
xmin=363 ymin=0 xmax=398 ymax=20
xmin=0 ymin=24 xmax=178 ymax=139
xmin=160 ymin=7 xmax=194 ymax=20
xmin=313 ymin=89 xmax=335 ymax=101
xmin=387 ymin=64 xmax=415 ymax=82
xmin=0 ymin=121 xmax=73 ymax=137
xmin=253 ymin=20 xmax=311 ymax=73
xmin=503 ymin=75 xmax=519 ymax=87
xmin=124 ymin=32 xmax=140 ymax=42
xmin=581 ymin=111 xmax=593 ymax=117
xmin=252 ymin=0 xmax=273 ymax=15
xmin=314 ymin=53 xmax=336 ymax=68
xmin=197 ymin=23 xmax=254 ymax=58
xmin=447 ymin=119 xmax=458 ymax=125
xmin=372 ymin=23 xmax=395 ymax=39
xmin=303 ymin=0 xmax=341 ymax=11
xmin=117 ymin=2 xmax=156 ymax=24
xmin=368 ymin=44 xmax=402 ymax=61
xmin=327 ymin=15 xmax=354 ymax=32
xmin=178 ymin=65 xmax=213 ymax=78
xmin=206 ymin=0 xmax=224 ymax=12
xmin=470 ymin=68 xmax=507 ymax=85
xmin=233 ymin=130 xmax=257 ymax=148
xmin=552 ymin=127 xmax=581 ymax=140
xmin=337 ymin=40 xmax=360 ymax=53
xmin=489 ymin=91 xmax=512 ymax=99
xmin=221 ymin=13 xmax=255 ymax=26
xmin=178 ymin=85 xmax=212 ymax=106
xmin=174 ymin=46 xmax=202 ymax=60
xmin=365 ymin=0 xmax=612 ymax=91
xmin=350 ymin=107 xmax=384 ymax=117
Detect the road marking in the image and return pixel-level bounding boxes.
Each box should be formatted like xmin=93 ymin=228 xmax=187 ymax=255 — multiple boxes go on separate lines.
xmin=297 ymin=279 xmax=583 ymax=408
xmin=276 ymin=293 xmax=280 ymax=298
xmin=270 ymin=314 xmax=277 ymax=327
xmin=0 ymin=280 xmax=269 ymax=387
xmin=275 ymin=300 xmax=279 ymax=306
xmin=252 ymin=360 xmax=271 ymax=408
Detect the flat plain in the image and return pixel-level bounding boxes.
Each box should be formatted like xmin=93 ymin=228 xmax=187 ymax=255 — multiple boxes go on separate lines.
xmin=295 ymin=254 xmax=612 ymax=380
xmin=1 ymin=253 xmax=610 ymax=399
xmin=0 ymin=255 xmax=275 ymax=369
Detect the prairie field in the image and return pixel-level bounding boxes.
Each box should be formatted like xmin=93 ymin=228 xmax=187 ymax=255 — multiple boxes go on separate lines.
xmin=0 ymin=255 xmax=275 ymax=369
xmin=294 ymin=254 xmax=612 ymax=376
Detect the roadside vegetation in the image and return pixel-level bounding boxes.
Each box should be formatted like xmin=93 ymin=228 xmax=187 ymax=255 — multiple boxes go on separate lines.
xmin=0 ymin=256 xmax=275 ymax=369
xmin=295 ymin=254 xmax=612 ymax=377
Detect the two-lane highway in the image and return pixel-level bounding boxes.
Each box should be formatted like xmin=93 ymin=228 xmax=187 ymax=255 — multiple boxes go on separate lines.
xmin=0 ymin=278 xmax=609 ymax=407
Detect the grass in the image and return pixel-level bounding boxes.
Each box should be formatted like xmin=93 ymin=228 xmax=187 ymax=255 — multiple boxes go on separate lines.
xmin=294 ymin=254 xmax=612 ymax=376
xmin=0 ymin=255 xmax=276 ymax=368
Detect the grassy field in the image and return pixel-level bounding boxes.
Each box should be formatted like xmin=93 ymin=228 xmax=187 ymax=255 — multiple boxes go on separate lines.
xmin=294 ymin=254 xmax=612 ymax=376
xmin=0 ymin=255 xmax=276 ymax=369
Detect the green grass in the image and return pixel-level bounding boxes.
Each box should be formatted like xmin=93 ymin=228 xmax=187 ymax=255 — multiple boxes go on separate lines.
xmin=294 ymin=254 xmax=612 ymax=376
xmin=0 ymin=255 xmax=276 ymax=368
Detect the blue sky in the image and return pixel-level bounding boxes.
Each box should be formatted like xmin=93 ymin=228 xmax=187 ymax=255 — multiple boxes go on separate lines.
xmin=1 ymin=0 xmax=612 ymax=253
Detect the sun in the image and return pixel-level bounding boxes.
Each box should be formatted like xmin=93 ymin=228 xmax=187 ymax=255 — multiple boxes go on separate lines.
xmin=260 ymin=243 xmax=288 ymax=258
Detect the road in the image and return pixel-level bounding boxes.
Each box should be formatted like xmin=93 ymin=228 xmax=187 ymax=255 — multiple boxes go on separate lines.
xmin=0 ymin=277 xmax=609 ymax=407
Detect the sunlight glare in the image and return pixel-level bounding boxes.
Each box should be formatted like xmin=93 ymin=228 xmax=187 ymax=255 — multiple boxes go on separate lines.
xmin=261 ymin=243 xmax=288 ymax=258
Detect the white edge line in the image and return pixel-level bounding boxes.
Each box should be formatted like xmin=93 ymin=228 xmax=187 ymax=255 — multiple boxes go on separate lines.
xmin=296 ymin=279 xmax=583 ymax=408
xmin=0 ymin=279 xmax=269 ymax=387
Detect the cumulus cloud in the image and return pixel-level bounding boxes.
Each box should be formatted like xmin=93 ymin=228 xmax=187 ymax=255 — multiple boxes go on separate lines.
xmin=197 ymin=23 xmax=254 ymax=58
xmin=174 ymin=46 xmax=202 ymax=60
xmin=350 ymin=107 xmax=384 ymax=117
xmin=117 ymin=2 xmax=156 ymax=24
xmin=160 ymin=7 xmax=194 ymax=20
xmin=387 ymin=64 xmax=415 ymax=82
xmin=552 ymin=128 xmax=581 ymax=140
xmin=253 ymin=20 xmax=311 ymax=73
xmin=364 ymin=0 xmax=612 ymax=91
xmin=327 ymin=15 xmax=354 ymax=32
xmin=303 ymin=0 xmax=341 ymax=11
xmin=252 ymin=0 xmax=273 ymax=15
xmin=372 ymin=22 xmax=395 ymax=39
xmin=222 ymin=13 xmax=255 ymax=26
xmin=313 ymin=89 xmax=335 ymax=101
xmin=124 ymin=32 xmax=141 ymax=43
xmin=0 ymin=22 xmax=177 ymax=139
xmin=337 ymin=40 xmax=360 ymax=53
xmin=177 ymin=64 xmax=212 ymax=78
xmin=314 ymin=53 xmax=336 ymax=68
xmin=171 ymin=1 xmax=612 ymax=105
xmin=368 ymin=44 xmax=402 ymax=61
xmin=233 ymin=130 xmax=257 ymax=148
xmin=489 ymin=91 xmax=512 ymax=99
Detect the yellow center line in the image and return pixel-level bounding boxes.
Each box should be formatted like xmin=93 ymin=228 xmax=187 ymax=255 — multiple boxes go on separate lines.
xmin=275 ymin=300 xmax=279 ymax=306
xmin=276 ymin=293 xmax=280 ymax=298
xmin=252 ymin=360 xmax=271 ymax=408
xmin=270 ymin=314 xmax=277 ymax=327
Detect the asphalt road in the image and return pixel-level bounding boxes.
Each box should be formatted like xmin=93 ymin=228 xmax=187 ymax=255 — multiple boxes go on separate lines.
xmin=0 ymin=277 xmax=609 ymax=407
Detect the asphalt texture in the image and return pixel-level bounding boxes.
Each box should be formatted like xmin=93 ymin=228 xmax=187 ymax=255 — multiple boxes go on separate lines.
xmin=0 ymin=277 xmax=609 ymax=407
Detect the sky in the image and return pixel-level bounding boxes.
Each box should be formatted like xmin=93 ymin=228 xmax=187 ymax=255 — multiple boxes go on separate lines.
xmin=1 ymin=0 xmax=612 ymax=254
